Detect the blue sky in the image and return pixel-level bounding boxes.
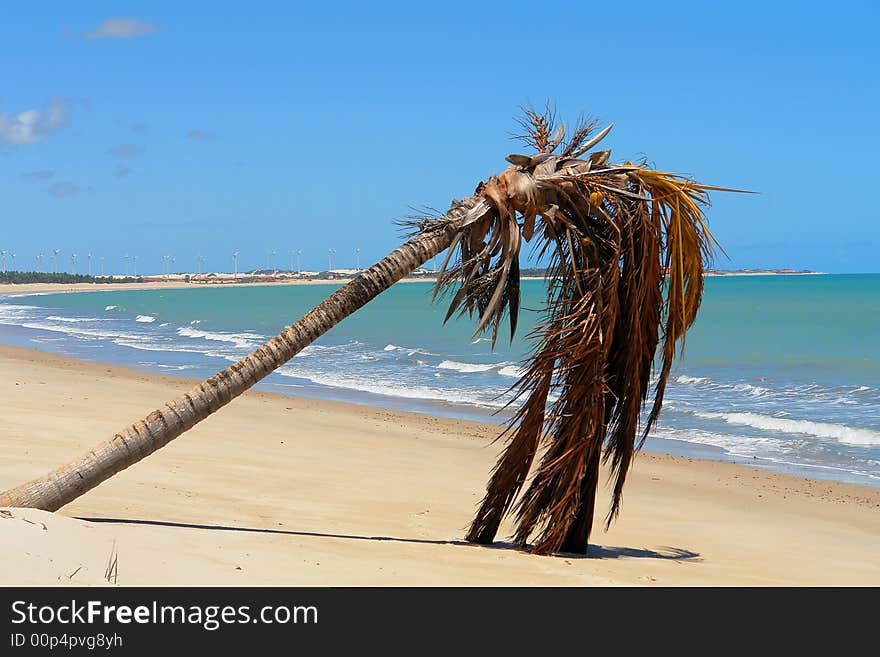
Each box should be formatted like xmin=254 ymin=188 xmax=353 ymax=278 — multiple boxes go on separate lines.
xmin=1 ymin=1 xmax=877 ymax=274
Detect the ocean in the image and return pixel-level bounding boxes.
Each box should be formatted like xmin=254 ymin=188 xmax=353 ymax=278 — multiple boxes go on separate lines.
xmin=1 ymin=274 xmax=878 ymax=487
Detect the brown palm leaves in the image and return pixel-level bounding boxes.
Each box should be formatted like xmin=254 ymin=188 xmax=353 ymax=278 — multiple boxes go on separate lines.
xmin=431 ymin=109 xmax=739 ymax=555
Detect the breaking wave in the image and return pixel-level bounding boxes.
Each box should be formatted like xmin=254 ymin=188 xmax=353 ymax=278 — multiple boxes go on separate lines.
xmin=176 ymin=327 xmax=265 ymax=350
xmin=437 ymin=360 xmax=497 ymax=373
xmin=694 ymin=411 xmax=880 ymax=446
xmin=45 ymin=316 xmax=95 ymax=323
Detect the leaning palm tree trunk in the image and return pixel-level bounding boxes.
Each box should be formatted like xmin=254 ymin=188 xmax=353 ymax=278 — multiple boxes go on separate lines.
xmin=0 ymin=197 xmax=478 ymax=511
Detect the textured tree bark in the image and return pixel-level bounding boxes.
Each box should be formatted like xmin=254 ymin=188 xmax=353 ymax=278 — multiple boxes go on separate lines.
xmin=0 ymin=197 xmax=477 ymax=512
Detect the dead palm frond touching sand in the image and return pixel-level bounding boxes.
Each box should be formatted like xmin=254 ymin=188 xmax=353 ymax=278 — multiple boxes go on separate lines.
xmin=0 ymin=106 xmax=744 ymax=556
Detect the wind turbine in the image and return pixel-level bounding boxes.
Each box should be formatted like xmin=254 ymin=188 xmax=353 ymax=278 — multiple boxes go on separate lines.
xmin=133 ymin=255 xmax=139 ymax=277
xmin=10 ymin=253 xmax=15 ymax=272
xmin=356 ymin=247 xmax=361 ymax=271
xmin=266 ymin=249 xmax=277 ymax=273
xmin=99 ymin=256 xmax=105 ymax=277
xmin=232 ymin=251 xmax=239 ymax=279
xmin=52 ymin=249 xmax=60 ymax=273
xmin=328 ymin=248 xmax=336 ymax=273
xmin=197 ymin=254 xmax=205 ymax=276
xmin=36 ymin=253 xmax=44 ymax=272
xmin=0 ymin=250 xmax=6 ymax=272
xmin=87 ymin=253 xmax=92 ymax=277
xmin=289 ymin=250 xmax=295 ymax=272
xmin=124 ymin=253 xmax=130 ymax=276
xmin=297 ymin=249 xmax=302 ymax=274
xmin=70 ymin=253 xmax=77 ymax=275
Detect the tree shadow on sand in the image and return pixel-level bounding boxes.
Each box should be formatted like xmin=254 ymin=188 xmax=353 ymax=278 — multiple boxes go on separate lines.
xmin=77 ymin=516 xmax=701 ymax=562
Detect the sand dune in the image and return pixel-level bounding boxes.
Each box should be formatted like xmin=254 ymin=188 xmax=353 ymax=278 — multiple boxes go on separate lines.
xmin=0 ymin=345 xmax=877 ymax=586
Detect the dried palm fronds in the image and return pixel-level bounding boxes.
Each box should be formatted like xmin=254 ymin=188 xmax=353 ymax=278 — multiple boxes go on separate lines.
xmin=431 ymin=108 xmax=745 ymax=555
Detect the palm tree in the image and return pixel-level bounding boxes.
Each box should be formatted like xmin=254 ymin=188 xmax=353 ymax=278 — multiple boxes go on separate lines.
xmin=0 ymin=108 xmax=739 ymax=555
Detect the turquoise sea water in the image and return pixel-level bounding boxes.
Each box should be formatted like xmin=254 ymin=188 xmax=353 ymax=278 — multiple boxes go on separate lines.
xmin=1 ymin=274 xmax=878 ymax=486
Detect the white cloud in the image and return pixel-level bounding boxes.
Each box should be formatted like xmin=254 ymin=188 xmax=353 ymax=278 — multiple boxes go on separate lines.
xmin=186 ymin=130 xmax=216 ymax=141
xmin=109 ymin=144 xmax=144 ymax=159
xmin=85 ymin=17 xmax=158 ymax=40
xmin=19 ymin=170 xmax=55 ymax=181
xmin=49 ymin=182 xmax=79 ymax=198
xmin=0 ymin=98 xmax=68 ymax=144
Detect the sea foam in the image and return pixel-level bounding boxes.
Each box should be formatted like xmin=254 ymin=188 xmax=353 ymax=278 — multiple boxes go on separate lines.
xmin=275 ymin=364 xmax=513 ymax=408
xmin=176 ymin=326 xmax=264 ymax=349
xmin=20 ymin=322 xmax=144 ymax=342
xmin=46 ymin=316 xmax=94 ymax=323
xmin=694 ymin=411 xmax=880 ymax=446
xmin=675 ymin=374 xmax=770 ymax=396
xmin=437 ymin=360 xmax=498 ymax=373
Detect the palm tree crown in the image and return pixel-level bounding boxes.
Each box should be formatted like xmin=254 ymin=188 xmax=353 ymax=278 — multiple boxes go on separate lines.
xmin=427 ymin=107 xmax=741 ymax=554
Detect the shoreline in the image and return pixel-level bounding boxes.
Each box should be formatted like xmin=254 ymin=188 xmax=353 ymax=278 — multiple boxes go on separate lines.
xmin=1 ymin=277 xmax=877 ymax=490
xmin=1 ymin=343 xmax=879 ymax=585
xmin=0 ymin=279 xmax=350 ymax=296
xmin=0 ymin=271 xmax=832 ymax=297
xmin=2 ymin=321 xmax=873 ymax=489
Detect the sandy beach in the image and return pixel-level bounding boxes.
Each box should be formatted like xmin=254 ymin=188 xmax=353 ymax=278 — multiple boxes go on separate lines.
xmin=0 ymin=344 xmax=877 ymax=586
xmin=0 ymin=277 xmax=450 ymax=298
xmin=0 ymin=279 xmax=348 ymax=297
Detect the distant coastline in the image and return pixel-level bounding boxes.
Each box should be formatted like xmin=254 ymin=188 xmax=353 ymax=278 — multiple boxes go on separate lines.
xmin=0 ymin=267 xmax=829 ymax=296
xmin=704 ymin=268 xmax=826 ymax=277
